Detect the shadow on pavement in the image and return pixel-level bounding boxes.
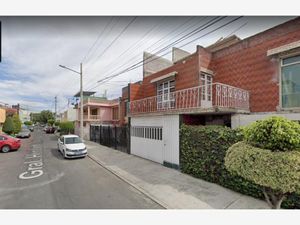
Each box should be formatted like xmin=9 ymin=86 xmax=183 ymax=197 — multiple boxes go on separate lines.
xmin=50 ymin=148 xmax=85 ymax=161
xmin=50 ymin=148 xmax=64 ymax=160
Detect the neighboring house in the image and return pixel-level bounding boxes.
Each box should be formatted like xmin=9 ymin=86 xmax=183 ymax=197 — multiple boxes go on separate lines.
xmin=127 ymin=17 xmax=300 ymax=168
xmin=0 ymin=108 xmax=6 ymax=132
xmin=60 ymin=107 xmax=77 ymax=122
xmin=74 ymin=91 xmax=120 ymax=140
xmin=19 ymin=108 xmax=31 ymax=123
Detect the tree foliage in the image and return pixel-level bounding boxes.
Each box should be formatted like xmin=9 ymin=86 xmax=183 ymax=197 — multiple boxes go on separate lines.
xmin=2 ymin=117 xmax=14 ymax=135
xmin=24 ymin=121 xmax=33 ymax=126
xmin=39 ymin=110 xmax=54 ymax=124
xmin=12 ymin=114 xmax=22 ymax=134
xmin=47 ymin=119 xmax=55 ymax=126
xmin=244 ymin=116 xmax=300 ymax=151
xmin=59 ymin=121 xmax=74 ymax=135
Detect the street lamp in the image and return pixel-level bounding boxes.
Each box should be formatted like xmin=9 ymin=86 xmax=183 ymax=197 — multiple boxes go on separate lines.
xmin=59 ymin=63 xmax=83 ymax=139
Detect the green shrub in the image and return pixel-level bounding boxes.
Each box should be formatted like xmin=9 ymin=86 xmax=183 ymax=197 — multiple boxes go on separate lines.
xmin=180 ymin=124 xmax=300 ymax=209
xmin=180 ymin=125 xmax=263 ymax=198
xmin=243 ymin=116 xmax=300 ymax=152
xmin=225 ymin=142 xmax=300 ymax=193
xmin=59 ymin=121 xmax=74 ymax=135
xmin=225 ymin=141 xmax=300 ymax=208
xmin=2 ymin=117 xmax=14 ymax=135
xmin=54 ymin=121 xmax=60 ymax=126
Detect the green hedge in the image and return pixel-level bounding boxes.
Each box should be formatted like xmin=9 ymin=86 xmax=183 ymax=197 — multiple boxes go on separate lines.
xmin=180 ymin=124 xmax=300 ymax=208
xmin=59 ymin=121 xmax=75 ymax=135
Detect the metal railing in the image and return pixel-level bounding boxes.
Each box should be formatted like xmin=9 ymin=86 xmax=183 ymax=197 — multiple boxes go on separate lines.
xmin=129 ymin=82 xmax=249 ymax=115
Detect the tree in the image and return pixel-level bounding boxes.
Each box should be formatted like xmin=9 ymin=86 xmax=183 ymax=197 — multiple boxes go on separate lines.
xmin=30 ymin=113 xmax=41 ymax=123
xmin=59 ymin=121 xmax=74 ymax=135
xmin=2 ymin=117 xmax=14 ymax=135
xmin=12 ymin=114 xmax=22 ymax=134
xmin=47 ymin=119 xmax=55 ymax=126
xmin=39 ymin=110 xmax=54 ymax=124
xmin=225 ymin=116 xmax=300 ymax=209
xmin=24 ymin=121 xmax=33 ymax=126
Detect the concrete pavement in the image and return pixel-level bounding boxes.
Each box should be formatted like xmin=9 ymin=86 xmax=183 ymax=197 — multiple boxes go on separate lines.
xmin=86 ymin=140 xmax=269 ymax=209
xmin=0 ymin=129 xmax=162 ymax=209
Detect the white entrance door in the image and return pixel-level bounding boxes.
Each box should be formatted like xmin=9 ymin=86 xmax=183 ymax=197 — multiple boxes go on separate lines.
xmin=200 ymin=73 xmax=212 ymax=108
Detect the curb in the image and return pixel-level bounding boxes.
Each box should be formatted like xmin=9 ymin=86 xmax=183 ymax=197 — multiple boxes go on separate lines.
xmin=87 ymin=154 xmax=169 ymax=209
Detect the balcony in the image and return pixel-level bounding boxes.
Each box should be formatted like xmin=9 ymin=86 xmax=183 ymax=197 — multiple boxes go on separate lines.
xmin=129 ymin=83 xmax=250 ymax=115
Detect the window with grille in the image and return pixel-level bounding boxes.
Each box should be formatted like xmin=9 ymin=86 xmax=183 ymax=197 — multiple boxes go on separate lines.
xmin=131 ymin=126 xmax=163 ymax=140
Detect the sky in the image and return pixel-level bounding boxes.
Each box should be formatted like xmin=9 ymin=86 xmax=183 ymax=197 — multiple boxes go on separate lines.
xmin=0 ymin=16 xmax=296 ymax=113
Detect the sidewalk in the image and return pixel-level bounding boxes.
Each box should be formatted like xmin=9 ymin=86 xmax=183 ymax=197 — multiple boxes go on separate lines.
xmin=85 ymin=140 xmax=269 ymax=209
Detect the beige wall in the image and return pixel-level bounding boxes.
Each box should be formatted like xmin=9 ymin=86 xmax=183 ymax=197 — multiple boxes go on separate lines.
xmin=0 ymin=108 xmax=6 ymax=132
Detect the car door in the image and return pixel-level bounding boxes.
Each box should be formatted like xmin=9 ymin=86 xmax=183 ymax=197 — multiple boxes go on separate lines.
xmin=58 ymin=137 xmax=64 ymax=152
xmin=0 ymin=135 xmax=5 ymax=149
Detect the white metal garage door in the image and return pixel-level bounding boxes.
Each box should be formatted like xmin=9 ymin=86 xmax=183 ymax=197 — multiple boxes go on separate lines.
xmin=131 ymin=115 xmax=179 ymax=166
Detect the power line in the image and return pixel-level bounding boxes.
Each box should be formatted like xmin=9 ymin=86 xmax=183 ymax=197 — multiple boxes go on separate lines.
xmin=81 ymin=17 xmax=114 ymax=63
xmin=83 ymin=16 xmax=206 ymax=91
xmin=92 ymin=17 xmax=225 ymax=86
xmin=86 ymin=17 xmax=137 ymax=70
xmin=82 ymin=17 xmax=169 ymax=90
xmin=88 ymin=16 xmax=243 ymax=91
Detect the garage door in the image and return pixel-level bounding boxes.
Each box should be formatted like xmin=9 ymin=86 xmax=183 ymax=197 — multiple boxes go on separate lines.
xmin=130 ymin=115 xmax=179 ymax=166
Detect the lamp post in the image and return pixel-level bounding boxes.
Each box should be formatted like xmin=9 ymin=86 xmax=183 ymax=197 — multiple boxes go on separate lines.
xmin=59 ymin=63 xmax=83 ymax=139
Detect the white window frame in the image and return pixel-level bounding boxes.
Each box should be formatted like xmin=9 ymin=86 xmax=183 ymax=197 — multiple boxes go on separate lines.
xmin=199 ymin=72 xmax=213 ymax=108
xmin=157 ymin=79 xmax=175 ymax=110
xmin=279 ymin=52 xmax=300 ymax=110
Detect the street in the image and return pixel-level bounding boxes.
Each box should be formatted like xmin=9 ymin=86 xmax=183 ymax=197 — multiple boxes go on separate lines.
xmin=0 ymin=128 xmax=162 ymax=209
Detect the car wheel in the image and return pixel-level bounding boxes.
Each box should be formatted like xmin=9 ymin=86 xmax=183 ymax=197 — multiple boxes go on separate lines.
xmin=1 ymin=145 xmax=11 ymax=153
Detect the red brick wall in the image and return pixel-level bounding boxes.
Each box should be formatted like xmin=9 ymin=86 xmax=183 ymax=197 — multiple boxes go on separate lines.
xmin=130 ymin=83 xmax=143 ymax=101
xmin=212 ymin=17 xmax=300 ymax=112
xmin=137 ymin=52 xmax=200 ymax=98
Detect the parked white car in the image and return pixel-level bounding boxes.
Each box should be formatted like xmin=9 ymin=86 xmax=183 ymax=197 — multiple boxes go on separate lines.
xmin=57 ymin=135 xmax=87 ymax=159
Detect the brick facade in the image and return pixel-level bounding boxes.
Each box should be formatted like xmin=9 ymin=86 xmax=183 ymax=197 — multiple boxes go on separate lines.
xmin=130 ymin=17 xmax=300 ymax=113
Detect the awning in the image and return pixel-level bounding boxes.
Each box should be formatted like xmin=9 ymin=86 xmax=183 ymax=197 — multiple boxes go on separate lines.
xmin=150 ymin=71 xmax=177 ymax=83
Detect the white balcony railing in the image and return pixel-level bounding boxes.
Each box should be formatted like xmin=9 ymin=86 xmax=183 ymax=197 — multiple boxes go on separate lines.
xmin=129 ymin=82 xmax=249 ymax=115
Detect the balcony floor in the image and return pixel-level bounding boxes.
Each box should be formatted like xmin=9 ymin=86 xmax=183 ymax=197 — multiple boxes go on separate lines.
xmin=129 ymin=106 xmax=250 ymax=117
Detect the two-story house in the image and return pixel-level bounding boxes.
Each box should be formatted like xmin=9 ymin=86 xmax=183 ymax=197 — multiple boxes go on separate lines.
xmin=74 ymin=91 xmax=120 ymax=139
xmin=127 ymin=17 xmax=300 ymax=169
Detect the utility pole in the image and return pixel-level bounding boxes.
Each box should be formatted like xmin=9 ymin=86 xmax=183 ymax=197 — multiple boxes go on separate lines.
xmin=54 ymin=96 xmax=57 ymax=121
xmin=59 ymin=63 xmax=84 ymax=140
xmin=80 ymin=63 xmax=83 ymax=140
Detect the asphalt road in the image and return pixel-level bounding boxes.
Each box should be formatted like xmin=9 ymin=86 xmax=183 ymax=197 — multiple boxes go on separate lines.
xmin=0 ymin=128 xmax=162 ymax=209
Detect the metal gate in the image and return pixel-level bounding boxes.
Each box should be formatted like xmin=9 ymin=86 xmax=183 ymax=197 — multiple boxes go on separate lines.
xmin=90 ymin=125 xmax=130 ymax=154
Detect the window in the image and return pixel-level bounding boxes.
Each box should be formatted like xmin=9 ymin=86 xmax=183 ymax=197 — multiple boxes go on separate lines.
xmin=157 ymin=79 xmax=175 ymax=110
xmin=281 ymin=54 xmax=300 ymax=108
xmin=0 ymin=135 xmax=7 ymax=141
xmin=131 ymin=126 xmax=163 ymax=140
xmin=91 ymin=109 xmax=98 ymax=115
xmin=200 ymin=72 xmax=212 ymax=101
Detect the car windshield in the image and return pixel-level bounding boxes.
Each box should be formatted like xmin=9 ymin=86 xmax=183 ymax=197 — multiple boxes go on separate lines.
xmin=65 ymin=137 xmax=82 ymax=144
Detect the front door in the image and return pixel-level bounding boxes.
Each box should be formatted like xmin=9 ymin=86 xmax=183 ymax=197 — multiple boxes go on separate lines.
xmin=200 ymin=73 xmax=212 ymax=108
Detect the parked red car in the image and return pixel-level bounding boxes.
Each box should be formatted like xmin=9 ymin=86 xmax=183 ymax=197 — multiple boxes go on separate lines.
xmin=0 ymin=134 xmax=21 ymax=153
